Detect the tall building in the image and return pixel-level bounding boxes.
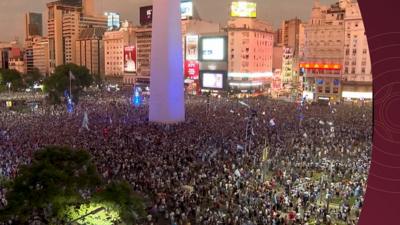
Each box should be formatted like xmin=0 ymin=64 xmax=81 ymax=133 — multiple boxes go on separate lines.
xmin=32 ymin=37 xmax=50 ymax=76
xmin=0 ymin=41 xmax=22 ymax=70
xmin=24 ymin=36 xmax=49 ymax=76
xmin=226 ymin=17 xmax=274 ymax=92
xmin=103 ymin=21 xmax=136 ymax=84
xmin=24 ymin=42 xmax=34 ymax=74
xmin=280 ymin=18 xmax=305 ymax=98
xmin=301 ymin=0 xmax=345 ymax=102
xmin=47 ymin=0 xmax=106 ymax=73
xmin=105 ymin=12 xmax=121 ymax=31
xmin=9 ymin=58 xmax=26 ymax=74
xmin=135 ymin=26 xmax=152 ymax=83
xmin=281 ymin=18 xmax=302 ymax=56
xmin=25 ymin=13 xmax=43 ymax=39
xmin=47 ymin=1 xmax=81 ymax=72
xmin=272 ymin=46 xmax=283 ymax=71
xmin=274 ymin=28 xmax=283 ymax=46
xmin=341 ymin=0 xmax=372 ymax=100
xmin=75 ymin=27 xmax=106 ymax=77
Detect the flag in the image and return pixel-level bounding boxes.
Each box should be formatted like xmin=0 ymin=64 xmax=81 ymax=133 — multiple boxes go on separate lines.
xmin=69 ymin=71 xmax=76 ymax=80
xmin=269 ymin=119 xmax=276 ymax=127
xmin=234 ymin=169 xmax=241 ymax=177
xmin=82 ymin=111 xmax=89 ymax=131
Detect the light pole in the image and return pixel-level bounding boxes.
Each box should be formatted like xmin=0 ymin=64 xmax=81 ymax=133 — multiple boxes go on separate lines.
xmin=6 ymin=82 xmax=11 ymax=95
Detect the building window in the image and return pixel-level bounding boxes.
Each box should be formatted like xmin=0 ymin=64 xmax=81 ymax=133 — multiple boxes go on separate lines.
xmin=352 ymin=49 xmax=357 ymax=55
xmin=362 ymin=68 xmax=366 ymax=73
xmin=363 ymin=49 xmax=367 ymax=54
xmin=351 ymin=68 xmax=356 ymax=74
xmin=325 ymin=87 xmax=330 ymax=93
xmin=346 ymin=49 xmax=350 ymax=55
xmin=333 ymin=87 xmax=339 ymax=94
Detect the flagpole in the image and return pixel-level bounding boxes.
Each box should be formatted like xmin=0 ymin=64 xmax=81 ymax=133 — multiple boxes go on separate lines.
xmin=69 ymin=70 xmax=72 ymax=99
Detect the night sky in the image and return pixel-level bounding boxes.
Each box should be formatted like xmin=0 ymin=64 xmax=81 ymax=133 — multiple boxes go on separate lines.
xmin=0 ymin=0 xmax=337 ymax=41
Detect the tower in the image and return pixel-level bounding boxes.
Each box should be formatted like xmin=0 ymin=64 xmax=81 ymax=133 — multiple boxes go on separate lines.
xmin=149 ymin=0 xmax=185 ymax=123
xmin=83 ymin=0 xmax=95 ymax=16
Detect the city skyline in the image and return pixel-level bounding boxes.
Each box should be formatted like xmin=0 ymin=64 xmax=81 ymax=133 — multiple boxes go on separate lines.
xmin=0 ymin=0 xmax=337 ymax=42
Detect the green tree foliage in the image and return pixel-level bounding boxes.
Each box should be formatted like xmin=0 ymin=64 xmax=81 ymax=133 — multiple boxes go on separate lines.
xmin=0 ymin=69 xmax=24 ymax=91
xmin=92 ymin=182 xmax=146 ymax=223
xmin=43 ymin=64 xmax=93 ymax=104
xmin=24 ymin=67 xmax=43 ymax=87
xmin=0 ymin=146 xmax=145 ymax=224
xmin=0 ymin=146 xmax=101 ymax=223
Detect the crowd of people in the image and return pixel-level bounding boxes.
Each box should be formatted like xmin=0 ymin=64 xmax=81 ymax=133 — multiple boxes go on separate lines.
xmin=0 ymin=90 xmax=372 ymax=225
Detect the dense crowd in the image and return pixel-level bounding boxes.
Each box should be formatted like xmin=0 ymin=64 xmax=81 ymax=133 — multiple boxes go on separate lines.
xmin=0 ymin=91 xmax=372 ymax=225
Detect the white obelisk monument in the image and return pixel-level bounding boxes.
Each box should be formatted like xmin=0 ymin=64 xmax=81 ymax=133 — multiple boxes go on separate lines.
xmin=149 ymin=0 xmax=185 ymax=123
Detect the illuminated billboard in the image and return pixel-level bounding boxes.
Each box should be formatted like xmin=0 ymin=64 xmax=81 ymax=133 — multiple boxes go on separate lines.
xmin=181 ymin=0 xmax=193 ymax=19
xmin=124 ymin=46 xmax=136 ymax=73
xmin=186 ymin=35 xmax=198 ymax=60
xmin=140 ymin=6 xmax=153 ymax=26
xmin=202 ymin=73 xmax=224 ymax=89
xmin=200 ymin=37 xmax=226 ymax=61
xmin=200 ymin=71 xmax=227 ymax=90
xmin=299 ymin=63 xmax=342 ymax=70
xmin=231 ymin=1 xmax=257 ymax=18
xmin=105 ymin=12 xmax=120 ymax=30
xmin=185 ymin=60 xmax=199 ymax=79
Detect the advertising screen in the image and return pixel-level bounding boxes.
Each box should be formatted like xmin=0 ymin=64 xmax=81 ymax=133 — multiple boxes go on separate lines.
xmin=186 ymin=35 xmax=198 ymax=60
xmin=201 ymin=37 xmax=225 ymax=61
xmin=124 ymin=46 xmax=136 ymax=73
xmin=231 ymin=2 xmax=257 ymax=18
xmin=140 ymin=6 xmax=153 ymax=25
xmin=202 ymin=73 xmax=224 ymax=89
xmin=181 ymin=1 xmax=193 ymax=19
xmin=185 ymin=60 xmax=199 ymax=79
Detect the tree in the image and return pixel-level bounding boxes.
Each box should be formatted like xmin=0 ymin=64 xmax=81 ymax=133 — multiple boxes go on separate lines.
xmin=43 ymin=64 xmax=93 ymax=104
xmin=0 ymin=69 xmax=24 ymax=91
xmin=0 ymin=146 xmax=145 ymax=224
xmin=24 ymin=67 xmax=43 ymax=87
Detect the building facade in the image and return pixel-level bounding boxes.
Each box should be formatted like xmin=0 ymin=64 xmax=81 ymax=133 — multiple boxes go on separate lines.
xmin=226 ymin=17 xmax=274 ymax=92
xmin=0 ymin=41 xmax=22 ymax=70
xmin=302 ymin=0 xmax=346 ymax=102
xmin=75 ymin=27 xmax=106 ymax=77
xmin=135 ymin=26 xmax=152 ymax=83
xmin=24 ymin=36 xmax=49 ymax=76
xmin=103 ymin=21 xmax=136 ymax=84
xmin=25 ymin=13 xmax=43 ymax=39
xmin=47 ymin=0 xmax=106 ymax=73
xmin=341 ymin=0 xmax=372 ymax=100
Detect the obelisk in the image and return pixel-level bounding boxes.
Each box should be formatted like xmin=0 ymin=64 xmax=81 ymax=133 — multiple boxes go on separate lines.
xmin=149 ymin=0 xmax=185 ymax=123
